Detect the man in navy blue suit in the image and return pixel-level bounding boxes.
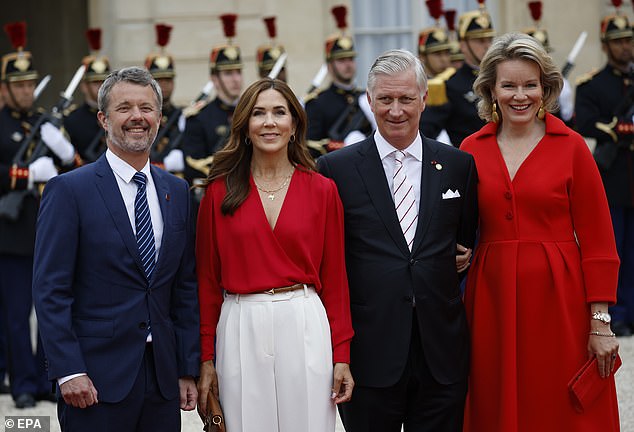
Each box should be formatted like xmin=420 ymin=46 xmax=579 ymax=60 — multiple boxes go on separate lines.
xmin=33 ymin=67 xmax=200 ymax=431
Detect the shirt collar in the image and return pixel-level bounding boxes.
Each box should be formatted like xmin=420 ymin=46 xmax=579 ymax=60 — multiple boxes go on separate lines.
xmin=106 ymin=149 xmax=151 ymax=184
xmin=374 ymin=129 xmax=423 ymax=162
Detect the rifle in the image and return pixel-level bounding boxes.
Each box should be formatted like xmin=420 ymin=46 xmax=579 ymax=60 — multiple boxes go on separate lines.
xmin=11 ymin=65 xmax=85 ymax=165
xmin=561 ymin=31 xmax=587 ymax=79
xmin=150 ymin=107 xmax=184 ymax=162
xmin=0 ymin=66 xmax=84 ymax=221
xmin=33 ymin=75 xmax=51 ymax=103
xmin=302 ymin=64 xmax=328 ymax=101
xmin=193 ymin=81 xmax=214 ymax=104
xmin=82 ymin=128 xmax=106 ymax=163
xmin=327 ymin=93 xmax=370 ymax=143
xmin=267 ymin=52 xmax=288 ymax=80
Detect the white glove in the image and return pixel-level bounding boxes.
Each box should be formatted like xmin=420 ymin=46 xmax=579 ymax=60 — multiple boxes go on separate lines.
xmin=28 ymin=156 xmax=58 ymax=188
xmin=40 ymin=122 xmax=75 ymax=164
xmin=344 ymin=130 xmax=367 ymax=146
xmin=163 ymin=149 xmax=185 ymax=172
xmin=558 ymin=78 xmax=574 ymax=122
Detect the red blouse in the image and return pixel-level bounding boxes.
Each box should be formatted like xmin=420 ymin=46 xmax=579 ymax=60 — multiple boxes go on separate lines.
xmin=196 ymin=168 xmax=353 ymax=363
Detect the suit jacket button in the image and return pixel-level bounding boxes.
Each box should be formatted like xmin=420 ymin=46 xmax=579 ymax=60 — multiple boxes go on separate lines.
xmin=409 ymin=258 xmax=416 ymax=265
xmin=139 ymin=322 xmax=147 ymax=330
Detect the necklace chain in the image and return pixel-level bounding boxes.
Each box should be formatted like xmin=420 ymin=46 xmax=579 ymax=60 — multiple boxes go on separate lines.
xmin=253 ymin=169 xmax=294 ymax=200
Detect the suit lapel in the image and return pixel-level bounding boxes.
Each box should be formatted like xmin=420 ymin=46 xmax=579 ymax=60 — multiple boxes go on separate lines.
xmin=411 ymin=137 xmax=442 ymax=254
xmin=94 ymin=155 xmax=146 ymax=276
xmin=356 ymin=139 xmax=411 ymax=256
xmin=150 ymin=165 xmax=169 ymax=283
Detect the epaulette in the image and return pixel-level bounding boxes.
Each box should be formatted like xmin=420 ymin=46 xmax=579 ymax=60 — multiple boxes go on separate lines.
xmin=36 ymin=107 xmax=47 ymax=114
xmin=427 ymin=67 xmax=456 ymax=106
xmin=302 ymin=88 xmax=324 ymax=104
xmin=575 ymin=69 xmax=599 ymax=86
xmin=183 ymin=99 xmax=210 ymax=118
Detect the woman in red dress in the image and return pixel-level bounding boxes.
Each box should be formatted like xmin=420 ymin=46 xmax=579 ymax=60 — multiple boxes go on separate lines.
xmin=460 ymin=33 xmax=621 ymax=431
xmin=195 ymin=78 xmax=354 ymax=431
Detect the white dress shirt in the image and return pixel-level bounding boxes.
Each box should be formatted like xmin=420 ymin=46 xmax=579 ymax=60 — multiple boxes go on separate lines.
xmin=374 ymin=129 xmax=423 ymax=213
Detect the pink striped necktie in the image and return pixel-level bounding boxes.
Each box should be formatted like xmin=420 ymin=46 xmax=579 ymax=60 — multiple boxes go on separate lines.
xmin=393 ymin=150 xmax=418 ymax=250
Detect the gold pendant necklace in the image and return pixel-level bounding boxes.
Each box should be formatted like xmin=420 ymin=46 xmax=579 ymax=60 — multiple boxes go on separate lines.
xmin=254 ymin=170 xmax=293 ymax=200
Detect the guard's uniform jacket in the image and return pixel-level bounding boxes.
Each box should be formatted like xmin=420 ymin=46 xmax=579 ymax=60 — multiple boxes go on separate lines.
xmin=181 ymin=98 xmax=234 ymax=185
xmin=64 ymin=103 xmax=104 ymax=163
xmin=305 ymin=83 xmax=372 ymax=158
xmin=0 ymin=105 xmax=42 ymax=255
xmin=150 ymin=102 xmax=183 ymax=169
xmin=575 ymin=64 xmax=634 ymax=207
xmin=420 ymin=62 xmax=486 ymax=147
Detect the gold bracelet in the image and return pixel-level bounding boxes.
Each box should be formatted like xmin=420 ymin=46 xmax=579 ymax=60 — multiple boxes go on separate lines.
xmin=588 ymin=331 xmax=616 ymax=337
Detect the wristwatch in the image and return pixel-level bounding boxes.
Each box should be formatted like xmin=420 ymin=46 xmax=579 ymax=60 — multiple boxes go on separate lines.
xmin=591 ymin=311 xmax=612 ymax=324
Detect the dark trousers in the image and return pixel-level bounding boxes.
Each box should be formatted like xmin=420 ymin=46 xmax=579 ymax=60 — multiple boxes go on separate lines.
xmin=0 ymin=254 xmax=48 ymax=397
xmin=339 ymin=314 xmax=467 ymax=432
xmin=609 ymin=206 xmax=634 ymax=325
xmin=57 ymin=344 xmax=180 ymax=432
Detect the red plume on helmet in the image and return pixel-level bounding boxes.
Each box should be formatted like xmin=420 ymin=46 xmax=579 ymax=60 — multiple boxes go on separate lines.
xmin=425 ymin=0 xmax=443 ymax=22
xmin=331 ymin=5 xmax=348 ymax=30
xmin=528 ymin=1 xmax=542 ymax=24
xmin=85 ymin=28 xmax=102 ymax=52
xmin=4 ymin=21 xmax=27 ymax=51
xmin=611 ymin=0 xmax=623 ymax=9
xmin=444 ymin=9 xmax=457 ymax=32
xmin=263 ymin=16 xmax=277 ymax=39
xmin=220 ymin=14 xmax=237 ymax=39
xmin=155 ymin=23 xmax=172 ymax=48
xmin=477 ymin=0 xmax=486 ymax=9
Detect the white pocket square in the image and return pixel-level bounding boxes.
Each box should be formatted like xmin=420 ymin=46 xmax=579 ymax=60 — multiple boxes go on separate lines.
xmin=442 ymin=189 xmax=461 ymax=199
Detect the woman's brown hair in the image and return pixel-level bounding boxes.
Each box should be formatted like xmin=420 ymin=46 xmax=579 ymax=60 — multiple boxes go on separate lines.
xmin=203 ymin=78 xmax=316 ymax=215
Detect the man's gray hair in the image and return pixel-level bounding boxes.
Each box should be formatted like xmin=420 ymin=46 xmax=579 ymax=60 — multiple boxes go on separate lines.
xmin=97 ymin=66 xmax=163 ymax=114
xmin=367 ymin=49 xmax=427 ymax=97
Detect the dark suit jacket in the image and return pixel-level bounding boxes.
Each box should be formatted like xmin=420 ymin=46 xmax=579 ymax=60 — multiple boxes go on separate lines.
xmin=318 ymin=136 xmax=478 ymax=387
xmin=33 ymin=155 xmax=200 ymax=403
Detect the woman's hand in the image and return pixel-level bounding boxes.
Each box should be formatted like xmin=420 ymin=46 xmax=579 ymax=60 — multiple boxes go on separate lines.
xmin=196 ymin=360 xmax=219 ymax=422
xmin=332 ymin=363 xmax=354 ymax=404
xmin=588 ymin=334 xmax=619 ymax=378
xmin=456 ymin=244 xmax=472 ymax=273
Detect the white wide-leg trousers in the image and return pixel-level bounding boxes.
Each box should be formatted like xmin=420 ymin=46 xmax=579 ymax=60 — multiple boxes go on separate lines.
xmin=216 ymin=286 xmax=335 ymax=432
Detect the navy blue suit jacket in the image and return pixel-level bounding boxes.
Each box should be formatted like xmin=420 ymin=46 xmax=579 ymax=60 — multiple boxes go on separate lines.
xmin=318 ymin=136 xmax=478 ymax=388
xmin=33 ymin=155 xmax=200 ymax=403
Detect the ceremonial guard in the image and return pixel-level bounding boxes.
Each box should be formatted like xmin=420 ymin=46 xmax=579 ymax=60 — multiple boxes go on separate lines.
xmin=145 ymin=23 xmax=185 ymax=175
xmin=181 ymin=13 xmax=243 ymax=187
xmin=444 ymin=10 xmax=465 ymax=70
xmin=420 ymin=0 xmax=495 ymax=146
xmin=0 ymin=21 xmax=72 ymax=408
xmin=575 ymin=3 xmax=634 ymax=337
xmin=522 ymin=1 xmax=574 ymax=124
xmin=256 ymin=16 xmax=287 ymax=82
xmin=64 ymin=28 xmax=110 ymax=163
xmin=418 ymin=0 xmax=452 ymax=79
xmin=305 ymin=5 xmax=373 ymax=157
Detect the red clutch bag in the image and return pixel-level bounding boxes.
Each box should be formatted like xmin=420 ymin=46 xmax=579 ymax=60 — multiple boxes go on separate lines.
xmin=568 ymin=354 xmax=622 ymax=413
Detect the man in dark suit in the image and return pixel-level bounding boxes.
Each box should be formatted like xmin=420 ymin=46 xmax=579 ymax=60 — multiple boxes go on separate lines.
xmin=33 ymin=67 xmax=200 ymax=431
xmin=318 ymin=49 xmax=478 ymax=432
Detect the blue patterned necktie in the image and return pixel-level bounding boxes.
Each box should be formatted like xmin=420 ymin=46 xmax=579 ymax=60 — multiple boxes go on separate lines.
xmin=133 ymin=172 xmax=156 ymax=280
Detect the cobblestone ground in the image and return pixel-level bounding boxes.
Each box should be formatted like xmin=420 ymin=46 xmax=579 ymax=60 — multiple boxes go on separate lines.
xmin=2 ymin=336 xmax=633 ymax=431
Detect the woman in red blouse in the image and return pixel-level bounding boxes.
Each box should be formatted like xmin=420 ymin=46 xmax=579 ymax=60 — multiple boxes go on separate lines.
xmin=195 ymin=78 xmax=354 ymax=431
xmin=460 ymin=33 xmax=620 ymax=431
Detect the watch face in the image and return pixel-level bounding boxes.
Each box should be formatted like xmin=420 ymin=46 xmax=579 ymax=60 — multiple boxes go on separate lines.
xmin=593 ymin=312 xmax=611 ymax=324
